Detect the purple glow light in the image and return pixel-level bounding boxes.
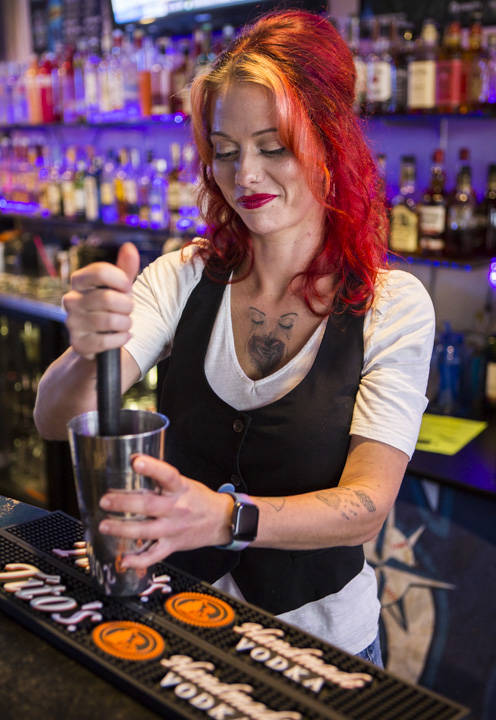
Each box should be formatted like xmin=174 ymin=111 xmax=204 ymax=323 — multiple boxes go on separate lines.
xmin=489 ymin=259 xmax=496 ymax=289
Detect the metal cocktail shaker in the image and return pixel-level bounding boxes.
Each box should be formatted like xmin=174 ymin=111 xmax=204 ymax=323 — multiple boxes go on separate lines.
xmin=67 ymin=408 xmax=169 ymax=596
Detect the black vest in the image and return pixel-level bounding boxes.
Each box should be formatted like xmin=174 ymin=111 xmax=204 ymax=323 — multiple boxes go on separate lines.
xmin=159 ymin=271 xmax=365 ymax=615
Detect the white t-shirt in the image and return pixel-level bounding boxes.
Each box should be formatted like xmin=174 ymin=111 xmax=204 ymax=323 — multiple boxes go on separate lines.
xmin=125 ymin=244 xmax=435 ymax=653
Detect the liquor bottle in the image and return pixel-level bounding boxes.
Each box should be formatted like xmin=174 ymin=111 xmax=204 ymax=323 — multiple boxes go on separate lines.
xmin=478 ymin=163 xmax=496 ymax=254
xmin=25 ymin=56 xmax=42 ymax=125
xmin=121 ymin=29 xmax=140 ymax=119
xmin=124 ymin=148 xmax=140 ymax=225
xmin=36 ymin=144 xmax=50 ymax=216
xmin=366 ymin=18 xmax=393 ymax=114
xmin=99 ymin=150 xmax=118 ymax=224
xmin=114 ymin=147 xmax=129 ymax=223
xmin=37 ymin=53 xmax=56 ymax=123
xmin=83 ymin=150 xmax=101 ymax=222
xmin=177 ymin=143 xmax=200 ymax=234
xmin=151 ymin=37 xmax=172 ymax=116
xmin=46 ymin=146 xmax=62 ymax=216
xmin=138 ymin=150 xmax=153 ymax=227
xmin=436 ymin=21 xmax=463 ymax=113
xmin=446 ymin=148 xmax=478 ymax=257
xmin=485 ymin=334 xmax=496 ymax=416
xmin=390 ymin=20 xmax=411 ymax=114
xmin=418 ymin=149 xmax=447 ymax=255
xmin=461 ymin=19 xmax=489 ymax=112
xmin=347 ymin=16 xmax=367 ymax=114
xmin=108 ymin=30 xmax=125 ymax=116
xmin=389 ymin=155 xmax=418 ymax=253
xmin=193 ymin=23 xmax=215 ymax=80
xmin=60 ymin=146 xmax=77 ymax=219
xmin=407 ymin=19 xmax=438 ymax=113
xmin=149 ymin=158 xmax=169 ymax=229
xmin=170 ymin=41 xmax=191 ymax=114
xmin=487 ymin=33 xmax=496 ymax=106
xmin=137 ymin=32 xmax=153 ymax=117
xmin=73 ymin=151 xmax=87 ymax=221
xmin=167 ymin=142 xmax=182 ymax=231
xmin=59 ymin=46 xmax=76 ymax=124
xmin=72 ymin=39 xmax=87 ymax=121
xmin=84 ymin=37 xmax=101 ymax=120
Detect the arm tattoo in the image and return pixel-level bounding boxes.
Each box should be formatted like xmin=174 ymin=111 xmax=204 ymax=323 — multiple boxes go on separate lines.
xmin=316 ymin=488 xmax=374 ymax=519
xmin=260 ymin=498 xmax=286 ymax=512
xmin=354 ymin=490 xmax=376 ymax=513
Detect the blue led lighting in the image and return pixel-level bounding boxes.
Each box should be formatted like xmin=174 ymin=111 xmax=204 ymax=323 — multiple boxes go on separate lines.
xmin=489 ymin=259 xmax=496 ymax=289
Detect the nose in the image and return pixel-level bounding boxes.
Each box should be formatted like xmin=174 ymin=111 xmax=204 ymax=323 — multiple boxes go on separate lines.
xmin=235 ymin=149 xmax=264 ymax=187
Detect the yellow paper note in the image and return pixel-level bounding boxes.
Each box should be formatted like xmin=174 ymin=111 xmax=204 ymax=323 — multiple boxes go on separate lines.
xmin=415 ymin=414 xmax=488 ymax=456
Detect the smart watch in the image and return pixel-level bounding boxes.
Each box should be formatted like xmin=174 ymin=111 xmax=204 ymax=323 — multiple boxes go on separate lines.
xmin=217 ymin=484 xmax=259 ymax=551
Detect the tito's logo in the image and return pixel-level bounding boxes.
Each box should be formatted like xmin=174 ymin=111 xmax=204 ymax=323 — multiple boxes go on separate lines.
xmin=92 ymin=621 xmax=166 ymax=661
xmin=165 ymin=592 xmax=236 ymax=628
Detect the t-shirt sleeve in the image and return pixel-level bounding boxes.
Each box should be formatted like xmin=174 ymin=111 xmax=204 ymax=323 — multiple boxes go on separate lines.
xmin=350 ymin=269 xmax=435 ymax=459
xmin=124 ymin=245 xmax=205 ymax=379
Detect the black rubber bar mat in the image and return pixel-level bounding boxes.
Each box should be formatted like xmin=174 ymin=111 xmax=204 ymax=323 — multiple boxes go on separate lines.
xmin=0 ymin=511 xmax=469 ymax=720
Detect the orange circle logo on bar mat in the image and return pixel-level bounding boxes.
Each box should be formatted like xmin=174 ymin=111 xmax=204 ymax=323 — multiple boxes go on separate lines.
xmin=165 ymin=592 xmax=235 ymax=628
xmin=92 ymin=621 xmax=165 ymax=661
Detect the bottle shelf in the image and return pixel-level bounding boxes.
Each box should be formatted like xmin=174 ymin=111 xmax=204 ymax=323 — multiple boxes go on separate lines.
xmin=390 ymin=252 xmax=495 ymax=270
xmin=0 ymin=212 xmax=171 ymax=238
xmin=0 ymin=113 xmax=189 ymax=132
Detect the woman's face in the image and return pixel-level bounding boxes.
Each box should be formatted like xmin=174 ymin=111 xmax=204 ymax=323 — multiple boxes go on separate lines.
xmin=210 ymin=82 xmax=324 ymax=245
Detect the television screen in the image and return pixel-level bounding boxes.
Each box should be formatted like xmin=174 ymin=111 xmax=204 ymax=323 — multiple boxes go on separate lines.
xmin=110 ymin=0 xmax=326 ymax=32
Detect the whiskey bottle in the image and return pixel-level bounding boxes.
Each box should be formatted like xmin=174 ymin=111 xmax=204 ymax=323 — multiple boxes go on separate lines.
xmin=436 ymin=21 xmax=463 ymax=113
xmin=407 ymin=19 xmax=438 ymax=113
xmin=366 ymin=18 xmax=393 ymax=114
xmin=418 ymin=149 xmax=447 ymax=255
xmin=446 ymin=149 xmax=478 ymax=257
xmin=478 ymin=163 xmax=496 ymax=254
xmin=389 ymin=155 xmax=418 ymax=254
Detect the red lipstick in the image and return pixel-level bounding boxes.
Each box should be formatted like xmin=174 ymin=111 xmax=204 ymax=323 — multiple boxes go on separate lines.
xmin=238 ymin=194 xmax=277 ymax=209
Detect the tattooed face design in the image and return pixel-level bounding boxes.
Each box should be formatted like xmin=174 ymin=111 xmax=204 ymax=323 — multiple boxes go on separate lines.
xmin=247 ymin=306 xmax=297 ymax=376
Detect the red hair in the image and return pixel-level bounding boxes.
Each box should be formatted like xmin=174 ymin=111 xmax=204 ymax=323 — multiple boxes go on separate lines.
xmin=189 ymin=9 xmax=388 ymax=314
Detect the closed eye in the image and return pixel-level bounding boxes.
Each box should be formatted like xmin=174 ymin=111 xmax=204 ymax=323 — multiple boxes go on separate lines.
xmin=261 ymin=147 xmax=286 ymax=156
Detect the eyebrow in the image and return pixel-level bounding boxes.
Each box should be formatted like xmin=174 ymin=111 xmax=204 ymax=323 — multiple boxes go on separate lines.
xmin=210 ymin=127 xmax=278 ymax=139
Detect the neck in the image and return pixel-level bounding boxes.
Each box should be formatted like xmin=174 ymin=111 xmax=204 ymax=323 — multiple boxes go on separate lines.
xmin=239 ymin=227 xmax=325 ymax=300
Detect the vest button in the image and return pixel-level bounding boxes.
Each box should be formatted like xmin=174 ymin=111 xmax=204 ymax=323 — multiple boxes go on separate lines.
xmin=232 ymin=418 xmax=244 ymax=433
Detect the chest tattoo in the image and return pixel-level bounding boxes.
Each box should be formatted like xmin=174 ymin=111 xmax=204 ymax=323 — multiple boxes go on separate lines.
xmin=247 ymin=306 xmax=298 ymax=376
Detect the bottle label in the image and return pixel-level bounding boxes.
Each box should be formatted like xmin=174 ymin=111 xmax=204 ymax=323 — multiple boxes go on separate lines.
xmin=486 ymin=361 xmax=496 ymax=403
xmin=62 ymin=181 xmax=76 ymax=217
xmin=354 ymin=57 xmax=367 ymax=102
xmin=100 ymin=181 xmax=115 ymax=206
xmin=420 ymin=237 xmax=444 ymax=251
xmin=436 ymin=59 xmax=463 ymax=107
xmin=84 ymin=177 xmax=99 ymax=221
xmin=367 ymin=61 xmax=392 ymax=102
xmin=84 ymin=72 xmax=98 ymax=106
xmin=419 ymin=205 xmax=446 ymax=234
xmin=390 ymin=205 xmax=418 ymax=252
xmin=75 ymin=187 xmax=85 ymax=213
xmin=448 ymin=204 xmax=475 ymax=231
xmin=408 ymin=60 xmax=436 ymax=108
xmin=47 ymin=184 xmax=61 ymax=214
xmin=124 ymin=179 xmax=138 ymax=204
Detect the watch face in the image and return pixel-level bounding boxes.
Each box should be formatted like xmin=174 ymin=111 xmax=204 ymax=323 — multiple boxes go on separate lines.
xmin=233 ymin=502 xmax=259 ymax=542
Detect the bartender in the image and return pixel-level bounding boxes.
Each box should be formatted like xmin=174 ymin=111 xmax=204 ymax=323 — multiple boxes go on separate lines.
xmin=34 ymin=10 xmax=435 ymax=667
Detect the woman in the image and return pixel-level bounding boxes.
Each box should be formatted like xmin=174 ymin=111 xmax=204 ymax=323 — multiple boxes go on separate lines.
xmin=34 ymin=10 xmax=434 ymax=666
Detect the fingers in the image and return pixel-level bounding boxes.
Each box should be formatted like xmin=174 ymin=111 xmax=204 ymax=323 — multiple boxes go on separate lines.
xmin=117 ymin=242 xmax=140 ymax=284
xmin=131 ymin=455 xmax=184 ymax=494
xmin=63 ymin=247 xmax=138 ymax=359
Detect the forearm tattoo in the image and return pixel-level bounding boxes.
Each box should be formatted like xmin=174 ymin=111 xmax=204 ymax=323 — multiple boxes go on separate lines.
xmin=247 ymin=306 xmax=297 ymax=376
xmin=260 ymin=498 xmax=286 ymax=512
xmin=316 ymin=488 xmax=376 ymax=520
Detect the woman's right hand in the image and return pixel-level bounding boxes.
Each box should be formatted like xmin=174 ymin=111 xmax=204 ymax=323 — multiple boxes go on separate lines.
xmin=62 ymin=242 xmax=140 ymax=360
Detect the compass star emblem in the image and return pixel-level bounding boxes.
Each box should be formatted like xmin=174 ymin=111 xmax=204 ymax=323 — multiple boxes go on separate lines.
xmin=364 ymin=506 xmax=454 ymax=682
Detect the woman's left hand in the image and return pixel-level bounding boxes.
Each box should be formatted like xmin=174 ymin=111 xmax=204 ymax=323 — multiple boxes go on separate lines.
xmin=98 ymin=455 xmax=233 ymax=569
